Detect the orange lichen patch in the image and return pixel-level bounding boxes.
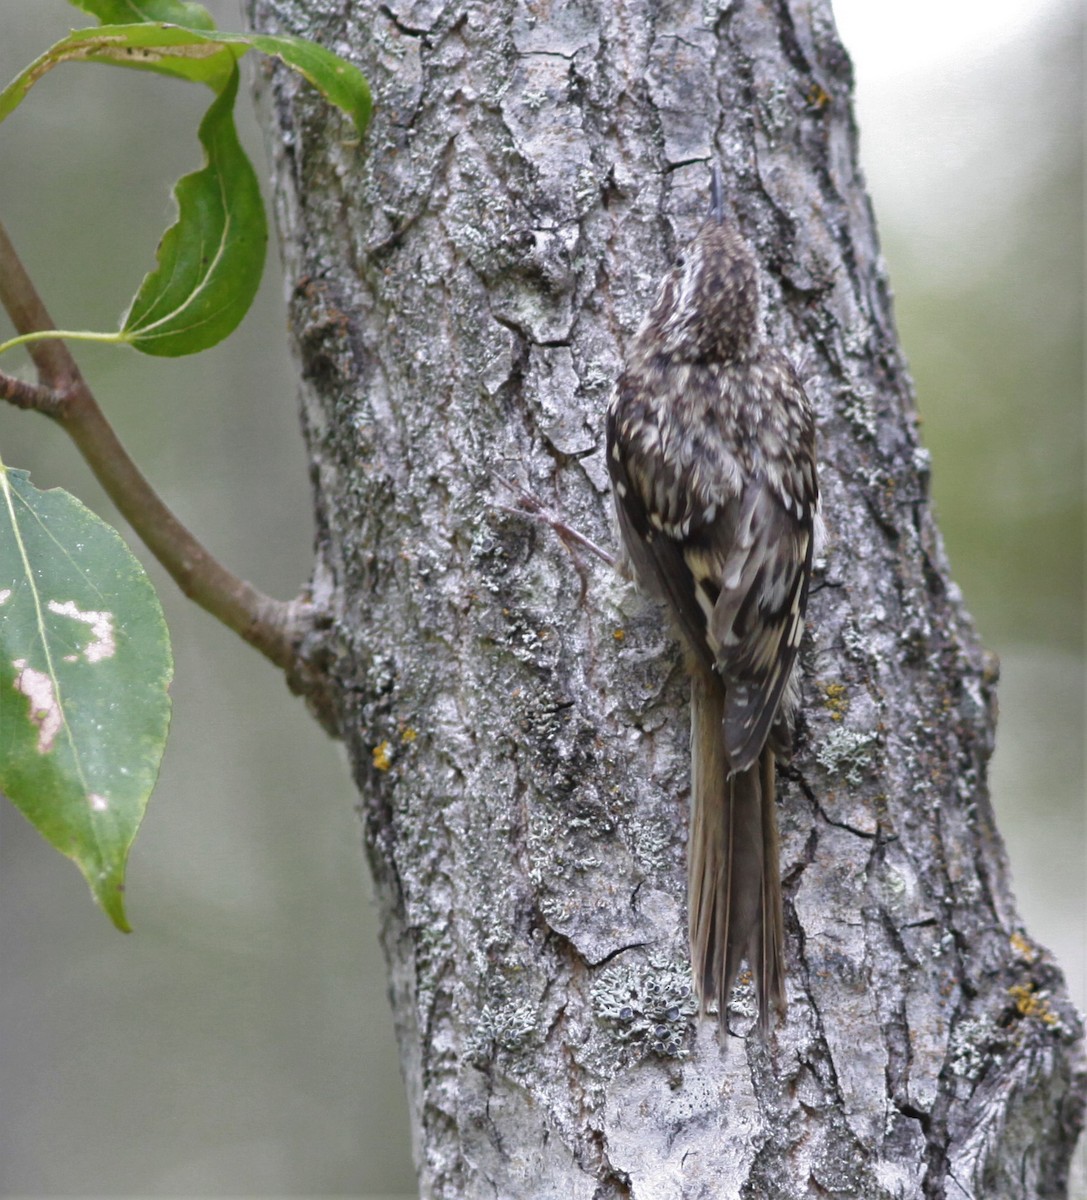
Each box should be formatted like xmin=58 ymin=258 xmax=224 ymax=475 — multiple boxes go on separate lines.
xmin=1009 ymin=982 xmax=1059 ymax=1027
xmin=807 ymin=82 xmax=831 ymax=110
xmin=1010 ymin=931 xmax=1036 ymax=963
xmin=823 ymin=682 xmax=848 ymax=722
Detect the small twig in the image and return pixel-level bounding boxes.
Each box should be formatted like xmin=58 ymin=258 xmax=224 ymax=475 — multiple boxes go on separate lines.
xmin=0 ymin=372 xmax=63 ymax=414
xmin=0 ymin=217 xmax=314 ymax=677
xmin=495 ymin=474 xmax=618 ymax=570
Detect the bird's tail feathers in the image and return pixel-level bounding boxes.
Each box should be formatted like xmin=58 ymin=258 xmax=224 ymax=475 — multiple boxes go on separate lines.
xmin=689 ymin=670 xmax=786 ymax=1035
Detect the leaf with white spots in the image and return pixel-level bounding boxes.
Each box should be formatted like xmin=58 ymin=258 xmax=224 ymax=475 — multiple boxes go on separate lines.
xmin=0 ymin=465 xmax=172 ymax=930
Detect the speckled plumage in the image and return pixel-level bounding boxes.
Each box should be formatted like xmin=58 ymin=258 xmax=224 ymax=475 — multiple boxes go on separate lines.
xmin=606 ymin=182 xmax=818 ymax=1034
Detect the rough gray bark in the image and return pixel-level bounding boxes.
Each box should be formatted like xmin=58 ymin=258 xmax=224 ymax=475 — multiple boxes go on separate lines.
xmin=246 ymin=0 xmax=1085 ymax=1195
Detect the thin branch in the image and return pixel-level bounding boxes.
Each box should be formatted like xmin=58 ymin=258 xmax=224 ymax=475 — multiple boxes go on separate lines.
xmin=494 ymin=474 xmax=618 ymax=569
xmin=0 ymin=217 xmax=314 ymax=676
xmin=0 ymin=371 xmax=63 ymax=414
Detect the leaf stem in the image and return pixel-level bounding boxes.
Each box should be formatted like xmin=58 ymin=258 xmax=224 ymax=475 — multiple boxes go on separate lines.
xmin=0 ymin=216 xmax=314 ymax=678
xmin=0 ymin=328 xmax=124 ymax=357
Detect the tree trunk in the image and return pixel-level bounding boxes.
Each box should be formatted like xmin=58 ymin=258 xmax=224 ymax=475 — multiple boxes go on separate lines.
xmin=246 ymin=0 xmax=1085 ymax=1195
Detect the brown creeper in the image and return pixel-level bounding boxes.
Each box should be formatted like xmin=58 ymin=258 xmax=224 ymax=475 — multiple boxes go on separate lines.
xmin=606 ymin=171 xmax=818 ymax=1033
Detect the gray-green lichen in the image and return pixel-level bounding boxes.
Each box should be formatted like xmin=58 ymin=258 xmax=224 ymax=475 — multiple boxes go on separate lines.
xmin=816 ymin=725 xmax=879 ymax=785
xmin=949 ymin=1016 xmax=1003 ymax=1081
xmin=592 ymin=958 xmax=697 ymax=1058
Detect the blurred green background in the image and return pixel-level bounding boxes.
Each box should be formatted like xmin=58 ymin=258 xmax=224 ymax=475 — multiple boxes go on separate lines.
xmin=0 ymin=2 xmax=1082 ymax=1197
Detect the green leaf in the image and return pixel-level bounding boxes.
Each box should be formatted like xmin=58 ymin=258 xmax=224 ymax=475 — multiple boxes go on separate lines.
xmin=68 ymin=0 xmax=218 ymax=31
xmin=0 ymin=23 xmax=371 ymax=137
xmin=234 ymin=32 xmax=372 ymax=139
xmin=65 ymin=4 xmax=372 ymax=135
xmin=0 ymin=19 xmax=369 ymax=356
xmin=0 ymin=24 xmax=241 ymax=111
xmin=0 ymin=465 xmax=173 ymax=931
xmin=120 ymin=64 xmax=267 ymax=356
